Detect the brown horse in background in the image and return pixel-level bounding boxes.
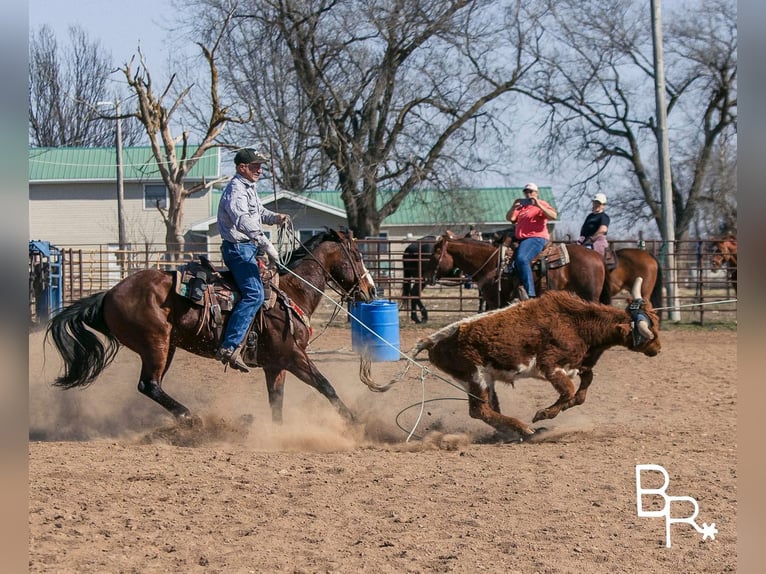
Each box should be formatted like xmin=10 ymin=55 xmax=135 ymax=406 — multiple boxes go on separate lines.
xmin=46 ymin=229 xmax=376 ymax=425
xmin=423 ymin=232 xmax=608 ymax=309
xmin=401 ymin=235 xmax=437 ymax=324
xmin=711 ymin=235 xmax=737 ymax=292
xmin=608 ymin=248 xmax=663 ymax=308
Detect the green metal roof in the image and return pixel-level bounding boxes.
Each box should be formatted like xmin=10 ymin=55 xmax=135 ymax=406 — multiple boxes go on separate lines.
xmin=29 ymin=146 xmax=220 ymax=182
xmin=210 ymin=186 xmax=556 ymax=224
xmin=286 ymin=187 xmax=556 ymax=226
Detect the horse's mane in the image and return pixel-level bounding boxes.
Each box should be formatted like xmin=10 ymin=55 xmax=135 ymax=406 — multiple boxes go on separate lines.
xmin=284 ymin=228 xmax=341 ymax=270
xmin=449 ymin=235 xmax=495 ymax=250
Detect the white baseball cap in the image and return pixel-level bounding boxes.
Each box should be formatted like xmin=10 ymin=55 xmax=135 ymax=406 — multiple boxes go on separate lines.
xmin=593 ymin=193 xmax=607 ymax=204
xmin=523 ymin=182 xmax=539 ymax=192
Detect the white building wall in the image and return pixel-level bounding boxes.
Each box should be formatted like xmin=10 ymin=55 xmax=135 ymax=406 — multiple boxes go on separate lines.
xmin=29 ymin=181 xmax=212 ymax=248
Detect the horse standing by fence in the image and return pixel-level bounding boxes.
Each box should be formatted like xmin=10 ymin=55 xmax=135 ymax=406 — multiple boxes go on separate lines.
xmin=711 ymin=235 xmax=737 ymax=292
xmin=424 ymin=232 xmax=608 ymax=309
xmin=46 ymin=229 xmax=376 ymax=425
xmin=401 ymin=235 xmax=436 ymax=324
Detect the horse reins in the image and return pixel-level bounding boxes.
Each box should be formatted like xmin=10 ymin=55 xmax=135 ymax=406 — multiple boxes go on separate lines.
xmin=436 ymin=235 xmax=503 ymax=307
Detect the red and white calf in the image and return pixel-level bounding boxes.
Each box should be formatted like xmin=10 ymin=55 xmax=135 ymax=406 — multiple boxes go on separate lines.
xmin=362 ymin=279 xmax=660 ymax=438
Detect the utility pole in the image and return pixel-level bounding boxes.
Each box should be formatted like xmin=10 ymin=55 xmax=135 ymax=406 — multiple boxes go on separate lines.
xmin=650 ymin=0 xmax=680 ymax=321
xmin=98 ymin=99 xmax=127 ymax=276
xmin=115 ymin=99 xmax=126 ymax=264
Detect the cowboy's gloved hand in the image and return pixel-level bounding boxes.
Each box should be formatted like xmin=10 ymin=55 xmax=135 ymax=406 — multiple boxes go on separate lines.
xmin=278 ymin=214 xmax=290 ymax=227
xmin=263 ymin=241 xmax=279 ymax=263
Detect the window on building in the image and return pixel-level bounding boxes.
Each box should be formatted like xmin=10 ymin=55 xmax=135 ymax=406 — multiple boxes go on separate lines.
xmin=144 ymin=184 xmax=168 ymax=210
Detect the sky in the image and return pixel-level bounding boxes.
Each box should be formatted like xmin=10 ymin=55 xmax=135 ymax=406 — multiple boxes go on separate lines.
xmin=26 ymin=0 xmax=641 ymax=236
xmin=29 ymin=0 xmax=176 ymax=68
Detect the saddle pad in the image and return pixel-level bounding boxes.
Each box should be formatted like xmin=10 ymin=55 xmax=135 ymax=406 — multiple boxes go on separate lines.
xmin=543 ymin=243 xmax=570 ymax=269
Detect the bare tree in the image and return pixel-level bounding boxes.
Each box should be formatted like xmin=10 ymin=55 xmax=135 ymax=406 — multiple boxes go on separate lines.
xmin=521 ymin=0 xmax=736 ymax=240
xmin=28 ymin=24 xmax=144 ymax=147
xmin=186 ymin=0 xmax=541 ymax=238
xmin=180 ymin=0 xmax=328 ymax=193
xmin=119 ymin=6 xmax=251 ymax=252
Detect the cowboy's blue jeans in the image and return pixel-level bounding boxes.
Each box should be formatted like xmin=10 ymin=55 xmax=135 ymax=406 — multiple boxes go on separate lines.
xmin=220 ymin=241 xmax=264 ymax=350
xmin=515 ymin=237 xmax=546 ymax=297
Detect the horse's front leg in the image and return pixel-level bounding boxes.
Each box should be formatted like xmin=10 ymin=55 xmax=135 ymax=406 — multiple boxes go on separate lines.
xmin=414 ymin=298 xmax=428 ymax=324
xmin=532 ymin=366 xmax=578 ymax=422
xmin=264 ymin=367 xmax=287 ymax=424
xmin=287 ymin=353 xmax=355 ymax=423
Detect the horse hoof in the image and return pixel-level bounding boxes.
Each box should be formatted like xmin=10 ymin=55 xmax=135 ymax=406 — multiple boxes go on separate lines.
xmin=178 ymin=414 xmax=203 ymax=428
xmin=532 ymin=410 xmax=549 ymax=422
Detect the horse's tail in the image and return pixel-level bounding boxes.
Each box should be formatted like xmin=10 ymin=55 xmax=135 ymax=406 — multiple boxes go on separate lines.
xmin=650 ymin=255 xmax=663 ymax=308
xmin=45 ymin=292 xmax=120 ymax=389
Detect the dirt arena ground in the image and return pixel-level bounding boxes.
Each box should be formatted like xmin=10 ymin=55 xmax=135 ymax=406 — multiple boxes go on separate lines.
xmin=29 ymin=317 xmax=736 ymax=573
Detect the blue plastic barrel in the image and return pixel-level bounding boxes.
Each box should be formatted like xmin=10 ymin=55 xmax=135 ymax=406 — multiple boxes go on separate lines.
xmin=352 ymin=300 xmax=401 ymax=361
xmin=349 ymin=301 xmax=364 ymax=351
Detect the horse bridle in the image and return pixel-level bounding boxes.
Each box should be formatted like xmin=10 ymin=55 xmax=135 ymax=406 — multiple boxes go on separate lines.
xmin=297 ymin=233 xmax=372 ymax=303
xmin=432 ymin=235 xmax=499 ymax=288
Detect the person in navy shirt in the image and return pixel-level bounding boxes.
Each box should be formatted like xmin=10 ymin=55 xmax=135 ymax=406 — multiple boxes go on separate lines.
xmin=578 ymin=193 xmax=610 ymax=256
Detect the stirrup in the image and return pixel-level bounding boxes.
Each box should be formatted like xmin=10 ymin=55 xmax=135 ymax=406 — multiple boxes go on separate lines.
xmin=216 ymin=347 xmax=250 ymax=373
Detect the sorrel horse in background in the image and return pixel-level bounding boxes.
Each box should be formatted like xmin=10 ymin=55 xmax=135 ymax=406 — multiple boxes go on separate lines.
xmin=711 ymin=235 xmax=737 ymax=292
xmin=401 ymin=235 xmax=436 ymax=323
xmin=608 ymin=248 xmax=663 ymax=308
xmin=46 ymin=229 xmax=376 ymax=425
xmin=490 ymin=229 xmax=662 ymax=308
xmin=424 ymin=232 xmax=608 ymax=310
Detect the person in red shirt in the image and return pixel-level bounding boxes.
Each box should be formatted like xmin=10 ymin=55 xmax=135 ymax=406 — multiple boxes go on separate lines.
xmin=505 ymin=182 xmax=558 ymax=298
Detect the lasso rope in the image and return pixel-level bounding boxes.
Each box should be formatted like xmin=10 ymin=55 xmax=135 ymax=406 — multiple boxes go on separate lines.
xmin=275 ymin=217 xmax=295 ymax=267
xmin=654 ymin=298 xmax=737 ymax=312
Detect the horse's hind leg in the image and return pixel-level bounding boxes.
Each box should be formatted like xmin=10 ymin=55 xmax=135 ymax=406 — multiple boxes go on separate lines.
xmin=136 ymin=346 xmax=192 ymax=420
xmin=288 ymin=353 xmax=355 ymax=422
xmin=264 ymin=367 xmax=287 ymax=424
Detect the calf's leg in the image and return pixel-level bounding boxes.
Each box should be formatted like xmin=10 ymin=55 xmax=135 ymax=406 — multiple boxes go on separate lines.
xmin=467 ymin=384 xmax=535 ymax=437
xmin=532 ymin=366 xmax=578 ymax=422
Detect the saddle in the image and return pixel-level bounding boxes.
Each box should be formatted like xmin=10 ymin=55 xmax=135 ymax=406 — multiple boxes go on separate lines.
xmin=172 ymin=256 xmax=309 ymax=350
xmin=500 ymin=241 xmax=570 ymax=295
xmin=603 ymin=247 xmax=617 ymax=271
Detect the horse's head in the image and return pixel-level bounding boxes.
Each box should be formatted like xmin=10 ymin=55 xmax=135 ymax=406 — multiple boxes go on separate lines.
xmin=423 ymin=232 xmax=457 ymax=286
xmin=489 ymin=226 xmax=516 ymax=247
xmin=711 ymin=236 xmax=737 ymax=269
xmin=319 ymin=228 xmax=376 ymax=302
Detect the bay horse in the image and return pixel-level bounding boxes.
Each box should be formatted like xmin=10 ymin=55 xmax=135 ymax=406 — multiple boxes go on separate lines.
xmin=711 ymin=235 xmax=737 ymax=292
xmin=401 ymin=235 xmax=436 ymax=324
xmin=423 ymin=232 xmax=608 ymax=309
xmin=46 ymin=229 xmax=377 ymax=425
xmin=607 ymin=248 xmax=663 ymax=308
